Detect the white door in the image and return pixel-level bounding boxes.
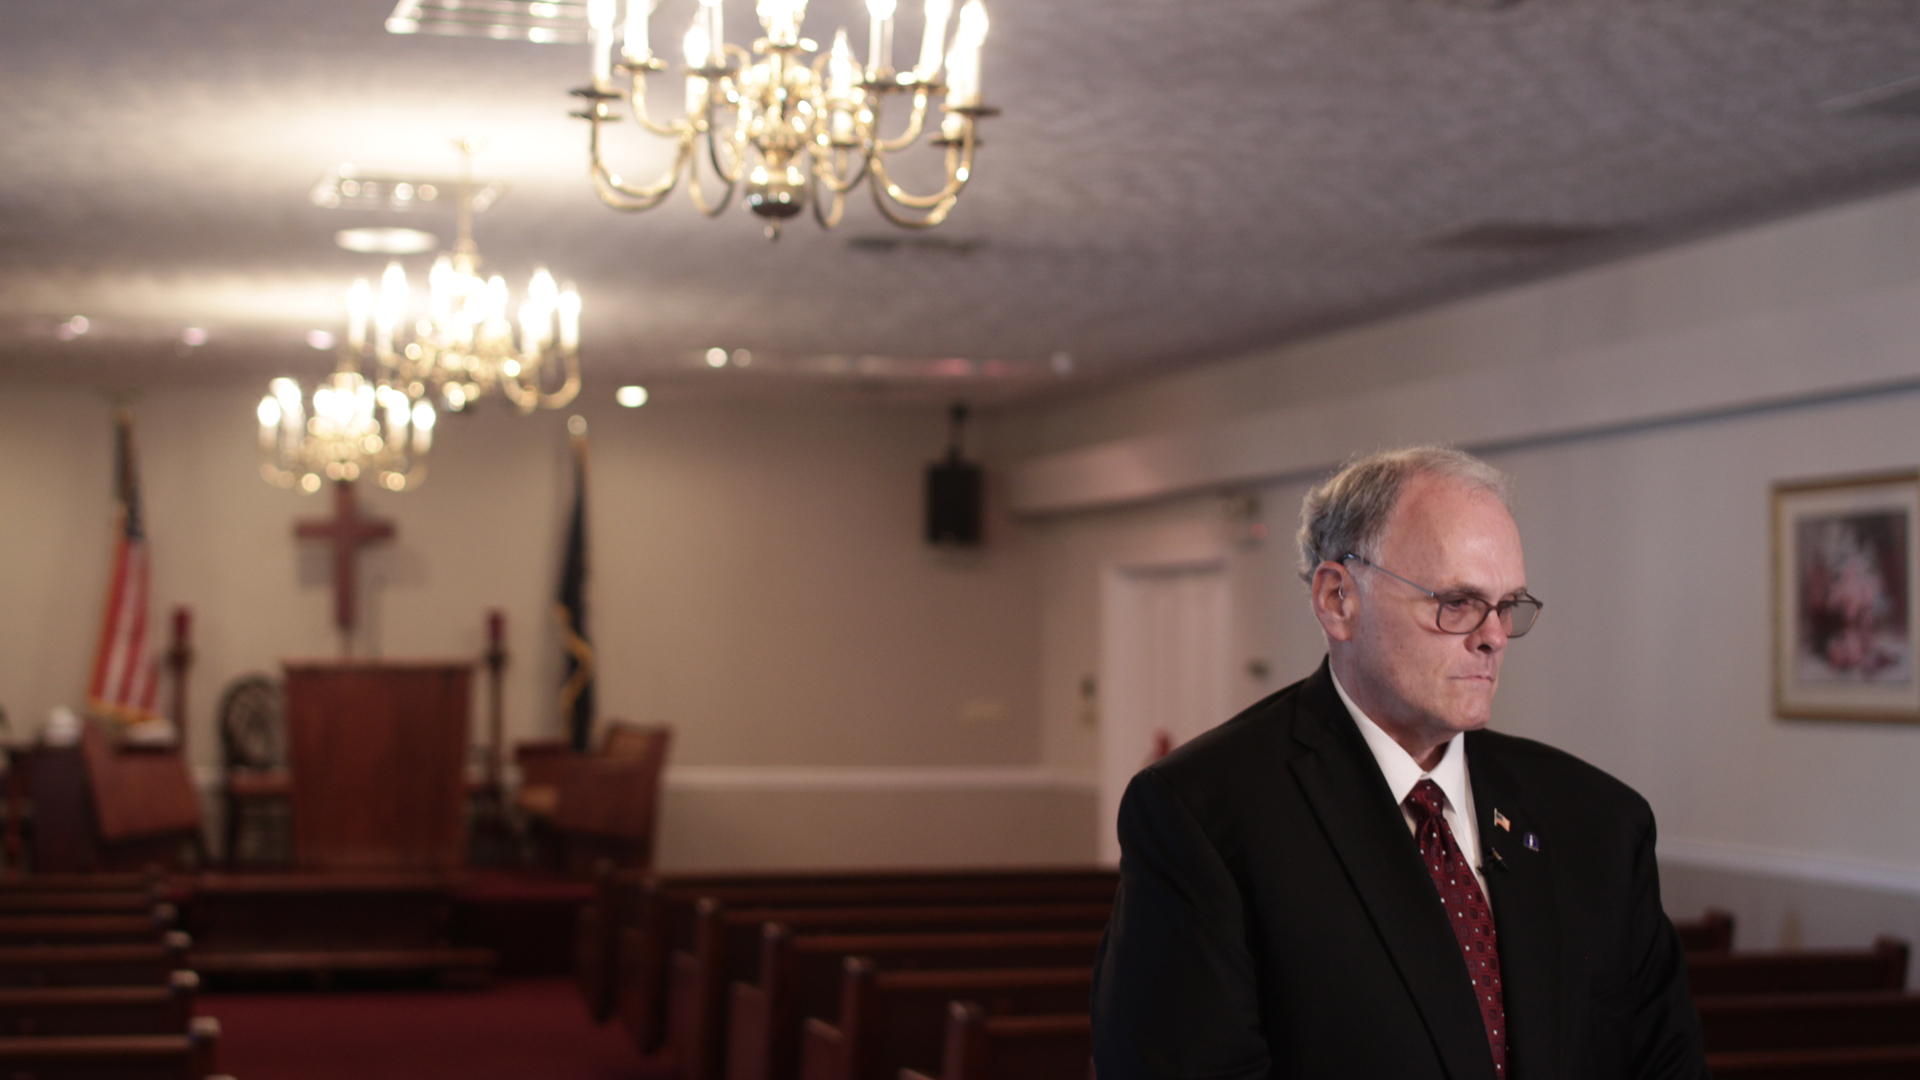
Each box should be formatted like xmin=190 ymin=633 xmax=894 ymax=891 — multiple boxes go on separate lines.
xmin=1098 ymin=557 xmax=1231 ymax=864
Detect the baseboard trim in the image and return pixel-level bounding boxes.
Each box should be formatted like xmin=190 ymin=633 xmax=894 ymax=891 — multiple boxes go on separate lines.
xmin=1660 ymin=837 xmax=1920 ymax=898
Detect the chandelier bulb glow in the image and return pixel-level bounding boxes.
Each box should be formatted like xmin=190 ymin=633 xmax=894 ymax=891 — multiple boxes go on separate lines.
xmin=915 ymin=0 xmax=951 ymax=79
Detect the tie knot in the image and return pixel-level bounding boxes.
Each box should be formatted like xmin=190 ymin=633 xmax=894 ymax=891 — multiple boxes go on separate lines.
xmin=1404 ymin=778 xmax=1447 ymax=822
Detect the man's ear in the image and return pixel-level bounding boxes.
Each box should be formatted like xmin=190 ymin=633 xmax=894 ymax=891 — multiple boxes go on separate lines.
xmin=1310 ymin=561 xmax=1357 ymax=642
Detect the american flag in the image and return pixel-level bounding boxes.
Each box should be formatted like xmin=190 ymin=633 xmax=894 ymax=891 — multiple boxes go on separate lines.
xmin=86 ymin=408 xmax=160 ymax=725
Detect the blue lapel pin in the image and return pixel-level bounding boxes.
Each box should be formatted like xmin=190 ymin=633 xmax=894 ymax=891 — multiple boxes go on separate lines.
xmin=1523 ymin=832 xmax=1541 ymax=852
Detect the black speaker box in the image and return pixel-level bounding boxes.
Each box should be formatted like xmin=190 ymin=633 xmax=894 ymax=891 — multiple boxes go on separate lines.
xmin=926 ymin=458 xmax=983 ymax=546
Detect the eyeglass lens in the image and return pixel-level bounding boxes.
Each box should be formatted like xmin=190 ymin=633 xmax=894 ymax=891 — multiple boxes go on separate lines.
xmin=1437 ymin=596 xmax=1542 ymax=637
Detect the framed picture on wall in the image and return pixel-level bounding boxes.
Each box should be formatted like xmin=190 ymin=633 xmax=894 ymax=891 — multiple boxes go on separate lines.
xmin=1773 ymin=469 xmax=1920 ymax=721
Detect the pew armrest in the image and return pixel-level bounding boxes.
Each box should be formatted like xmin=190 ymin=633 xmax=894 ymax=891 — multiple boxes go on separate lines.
xmin=728 ymin=981 xmax=770 ymax=1080
xmin=799 ymin=1018 xmax=846 ymax=1080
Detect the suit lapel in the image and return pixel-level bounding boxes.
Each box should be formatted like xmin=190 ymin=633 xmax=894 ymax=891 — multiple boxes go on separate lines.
xmin=1468 ymin=732 xmax=1564 ymax=1080
xmin=1289 ymin=665 xmax=1498 ymax=1080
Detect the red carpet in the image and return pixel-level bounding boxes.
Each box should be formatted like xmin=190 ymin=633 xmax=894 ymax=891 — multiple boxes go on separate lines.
xmin=200 ymin=978 xmax=670 ymax=1080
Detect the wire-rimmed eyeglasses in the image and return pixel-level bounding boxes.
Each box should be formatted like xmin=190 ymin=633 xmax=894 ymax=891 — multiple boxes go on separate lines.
xmin=1340 ymin=553 xmax=1544 ymax=637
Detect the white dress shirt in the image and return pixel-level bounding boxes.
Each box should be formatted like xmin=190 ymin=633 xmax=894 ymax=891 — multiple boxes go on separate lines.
xmin=1331 ymin=668 xmax=1488 ymax=897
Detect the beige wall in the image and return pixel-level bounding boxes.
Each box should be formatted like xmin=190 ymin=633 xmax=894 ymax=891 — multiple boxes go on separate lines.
xmin=0 ymin=384 xmax=1086 ymax=867
xmin=1010 ymin=182 xmax=1920 ymax=946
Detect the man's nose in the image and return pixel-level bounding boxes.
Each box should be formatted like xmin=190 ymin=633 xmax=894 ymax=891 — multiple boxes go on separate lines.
xmin=1471 ymin=611 xmax=1509 ymax=651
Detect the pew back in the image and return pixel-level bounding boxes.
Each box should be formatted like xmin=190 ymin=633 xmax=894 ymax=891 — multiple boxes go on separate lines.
xmin=1689 ymin=938 xmax=1910 ymax=997
xmin=729 ymin=927 xmax=1105 ymax=1080
xmin=799 ymin=962 xmax=1093 ymax=1080
xmin=898 ymin=1003 xmax=1092 ymax=1080
xmin=669 ymin=903 xmax=1110 ymax=1080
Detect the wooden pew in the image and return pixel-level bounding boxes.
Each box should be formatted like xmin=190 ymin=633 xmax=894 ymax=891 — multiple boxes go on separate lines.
xmin=1675 ymin=908 xmax=1735 ymax=952
xmin=0 ymin=876 xmax=160 ymax=894
xmin=729 ymin=926 xmax=1104 ymax=1080
xmin=0 ymin=909 xmax=176 ymax=947
xmin=0 ymin=891 xmax=167 ymax=916
xmin=667 ymin=902 xmax=1111 ymax=1080
xmin=598 ymin=868 xmax=1116 ymax=1040
xmin=797 ymin=961 xmax=1093 ymax=1080
xmin=0 ymin=971 xmax=198 ymax=1037
xmin=0 ymin=1014 xmax=221 ymax=1080
xmin=0 ymin=935 xmax=191 ymax=988
xmin=1689 ymin=938 xmax=1910 ymax=997
xmin=1698 ymin=991 xmax=1920 ymax=1053
xmin=1706 ymin=1044 xmax=1920 ymax=1078
xmin=899 ymin=1003 xmax=1091 ymax=1080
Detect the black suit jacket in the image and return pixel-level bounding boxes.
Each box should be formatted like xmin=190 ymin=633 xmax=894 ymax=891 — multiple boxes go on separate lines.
xmin=1091 ymin=660 xmax=1707 ymax=1080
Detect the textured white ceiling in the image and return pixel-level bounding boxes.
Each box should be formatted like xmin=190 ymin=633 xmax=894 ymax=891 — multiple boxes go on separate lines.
xmin=5 ymin=0 xmax=1920 ymax=403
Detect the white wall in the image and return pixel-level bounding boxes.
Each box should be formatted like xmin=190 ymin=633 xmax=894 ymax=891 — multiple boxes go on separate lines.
xmin=1010 ymin=182 xmax=1920 ymax=950
xmin=0 ymin=384 xmax=1092 ymax=868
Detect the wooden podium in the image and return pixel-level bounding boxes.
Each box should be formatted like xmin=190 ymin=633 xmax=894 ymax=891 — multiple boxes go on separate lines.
xmin=282 ymin=661 xmax=472 ymax=871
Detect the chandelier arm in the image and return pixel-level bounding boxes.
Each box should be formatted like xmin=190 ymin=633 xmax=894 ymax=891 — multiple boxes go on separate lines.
xmin=684 ymin=131 xmax=740 ymax=217
xmin=500 ymin=350 xmax=581 ymax=413
xmin=866 ymin=131 xmax=974 ymax=213
xmin=706 ymin=107 xmax=749 ymax=185
xmin=585 ymin=114 xmax=693 ymax=209
xmin=624 ymin=70 xmax=691 ymax=138
xmin=810 ymin=143 xmax=870 ymax=194
xmin=809 ymin=168 xmax=847 ymax=229
xmin=873 ymin=88 xmax=933 ymax=153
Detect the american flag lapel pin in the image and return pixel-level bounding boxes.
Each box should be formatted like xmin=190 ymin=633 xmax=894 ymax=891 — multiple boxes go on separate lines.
xmin=1492 ymin=809 xmax=1511 ymax=832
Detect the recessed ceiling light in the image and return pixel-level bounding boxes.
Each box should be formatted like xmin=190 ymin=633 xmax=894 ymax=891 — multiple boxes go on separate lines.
xmin=181 ymin=327 xmax=208 ymax=346
xmin=615 ymin=385 xmax=649 ymax=408
xmin=731 ymin=348 xmax=753 ymax=367
xmin=705 ymin=347 xmax=728 ymax=368
xmin=335 ymin=227 xmax=440 ymax=255
xmin=55 ymin=316 xmax=89 ymax=341
xmin=307 ymin=330 xmax=337 ymax=350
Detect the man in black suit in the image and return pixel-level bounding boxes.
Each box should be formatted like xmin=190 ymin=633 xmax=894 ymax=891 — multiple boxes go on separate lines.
xmin=1091 ymin=447 xmax=1707 ymax=1080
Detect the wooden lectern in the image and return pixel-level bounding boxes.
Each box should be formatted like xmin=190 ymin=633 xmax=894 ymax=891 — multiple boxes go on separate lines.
xmin=282 ymin=661 xmax=472 ymax=871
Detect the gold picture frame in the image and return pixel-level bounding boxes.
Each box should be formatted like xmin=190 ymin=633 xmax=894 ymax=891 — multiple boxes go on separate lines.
xmin=1773 ymin=469 xmax=1920 ymax=722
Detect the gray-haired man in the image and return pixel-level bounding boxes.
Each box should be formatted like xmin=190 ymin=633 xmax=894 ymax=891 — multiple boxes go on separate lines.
xmin=1092 ymin=446 xmax=1707 ymax=1080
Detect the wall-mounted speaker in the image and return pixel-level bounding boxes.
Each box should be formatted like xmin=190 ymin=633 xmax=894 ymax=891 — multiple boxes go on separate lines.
xmin=926 ymin=403 xmax=983 ymax=546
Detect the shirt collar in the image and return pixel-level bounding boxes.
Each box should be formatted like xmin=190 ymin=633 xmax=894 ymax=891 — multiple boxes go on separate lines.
xmin=1330 ymin=664 xmax=1470 ymax=815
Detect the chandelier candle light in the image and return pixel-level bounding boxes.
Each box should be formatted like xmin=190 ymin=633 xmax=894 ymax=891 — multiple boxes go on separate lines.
xmin=257 ymin=369 xmax=435 ymax=493
xmin=378 ymin=147 xmax=583 ymax=413
xmin=571 ymin=0 xmax=993 ymax=237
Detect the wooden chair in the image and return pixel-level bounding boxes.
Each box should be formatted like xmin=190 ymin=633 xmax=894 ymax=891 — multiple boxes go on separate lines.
xmin=1675 ymin=908 xmax=1735 ymax=952
xmin=729 ymin=926 xmax=1104 ymax=1080
xmin=73 ymin=725 xmax=202 ymax=872
xmin=899 ymin=1003 xmax=1092 ymax=1080
xmin=516 ymin=721 xmax=672 ymax=876
xmin=1689 ymin=938 xmax=1910 ymax=997
xmin=216 ymin=674 xmax=290 ymax=867
xmin=796 ymin=961 xmax=1093 ymax=1080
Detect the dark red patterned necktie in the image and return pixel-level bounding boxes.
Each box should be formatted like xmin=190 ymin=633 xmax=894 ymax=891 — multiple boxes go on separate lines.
xmin=1404 ymin=778 xmax=1507 ymax=1076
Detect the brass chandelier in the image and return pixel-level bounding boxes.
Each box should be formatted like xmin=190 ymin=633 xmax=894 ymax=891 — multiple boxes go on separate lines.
xmin=571 ymin=0 xmax=993 ymax=237
xmin=258 ymin=145 xmax=582 ymax=493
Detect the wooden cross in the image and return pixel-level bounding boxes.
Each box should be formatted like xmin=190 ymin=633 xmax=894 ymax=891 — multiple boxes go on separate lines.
xmin=295 ymin=479 xmax=395 ymax=648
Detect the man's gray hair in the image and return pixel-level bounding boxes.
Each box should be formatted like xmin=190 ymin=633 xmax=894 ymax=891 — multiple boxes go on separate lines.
xmin=1295 ymin=446 xmax=1511 ymax=581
